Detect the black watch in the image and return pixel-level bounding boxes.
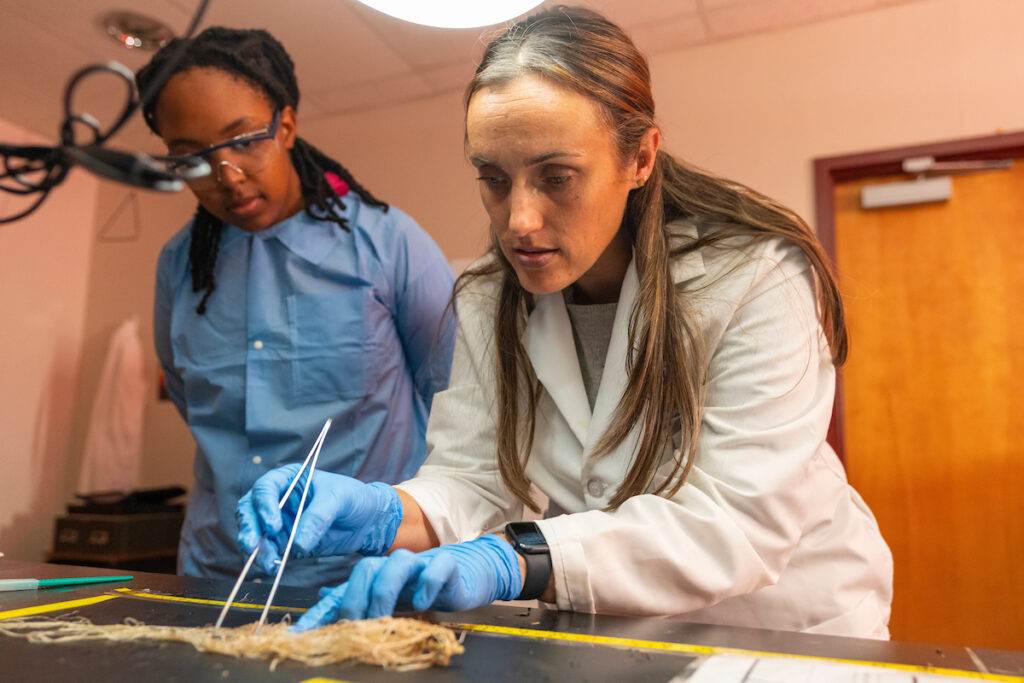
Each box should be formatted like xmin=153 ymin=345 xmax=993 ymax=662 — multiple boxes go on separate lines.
xmin=505 ymin=521 xmax=552 ymax=601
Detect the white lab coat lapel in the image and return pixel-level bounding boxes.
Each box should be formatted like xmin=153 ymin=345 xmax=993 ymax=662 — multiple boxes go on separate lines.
xmin=585 ymin=261 xmax=638 ymax=457
xmin=524 ymin=220 xmax=707 ymax=454
xmin=588 ymin=220 xmax=706 ymax=458
xmin=525 ymin=291 xmax=592 ymax=445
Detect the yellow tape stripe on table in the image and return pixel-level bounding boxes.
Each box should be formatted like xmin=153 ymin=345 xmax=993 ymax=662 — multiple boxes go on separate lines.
xmin=113 ymin=587 xmax=303 ymax=613
xmin=5 ymin=591 xmax=1018 ymax=682
xmin=0 ymin=595 xmax=117 ymax=621
xmin=446 ymin=622 xmax=1024 ymax=683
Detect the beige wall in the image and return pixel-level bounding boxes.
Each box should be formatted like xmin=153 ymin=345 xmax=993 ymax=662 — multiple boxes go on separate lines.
xmin=0 ymin=117 xmax=98 ymax=561
xmin=71 ymin=184 xmax=196 ymax=497
xmin=650 ymin=0 xmax=1024 ymax=225
xmin=302 ymin=91 xmax=492 ymax=262
xmin=6 ymin=0 xmax=1022 ymax=561
xmin=305 ymin=0 xmax=1024 ymax=258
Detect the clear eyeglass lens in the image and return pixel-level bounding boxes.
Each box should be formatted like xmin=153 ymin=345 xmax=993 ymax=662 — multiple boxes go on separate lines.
xmin=184 ymin=138 xmax=278 ymax=189
xmin=163 ymin=155 xmax=208 ymax=179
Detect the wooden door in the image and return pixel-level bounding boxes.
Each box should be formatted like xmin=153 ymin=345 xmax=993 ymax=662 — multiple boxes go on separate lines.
xmin=834 ymin=163 xmax=1024 ymax=649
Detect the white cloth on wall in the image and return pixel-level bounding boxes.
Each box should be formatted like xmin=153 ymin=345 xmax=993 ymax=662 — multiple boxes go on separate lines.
xmin=77 ymin=316 xmax=148 ymax=494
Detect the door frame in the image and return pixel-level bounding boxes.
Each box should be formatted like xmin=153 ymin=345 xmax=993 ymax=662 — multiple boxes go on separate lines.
xmin=813 ymin=131 xmax=1024 ymax=462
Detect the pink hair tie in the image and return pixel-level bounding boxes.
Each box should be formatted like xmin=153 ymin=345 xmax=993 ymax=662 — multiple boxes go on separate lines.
xmin=325 ymin=172 xmax=349 ymax=197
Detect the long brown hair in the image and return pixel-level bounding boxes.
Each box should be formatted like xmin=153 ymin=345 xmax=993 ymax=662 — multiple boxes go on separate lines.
xmin=460 ymin=6 xmax=846 ymax=511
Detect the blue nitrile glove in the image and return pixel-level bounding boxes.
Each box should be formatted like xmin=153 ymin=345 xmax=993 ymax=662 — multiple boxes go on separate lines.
xmin=292 ymin=534 xmax=522 ymax=632
xmin=236 ymin=463 xmax=403 ymax=575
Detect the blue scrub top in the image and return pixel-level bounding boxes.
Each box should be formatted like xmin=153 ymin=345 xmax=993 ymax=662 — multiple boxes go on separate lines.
xmin=154 ymin=194 xmax=456 ymax=586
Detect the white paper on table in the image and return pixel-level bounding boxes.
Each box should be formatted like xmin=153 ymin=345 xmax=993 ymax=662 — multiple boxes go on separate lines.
xmin=671 ymin=653 xmax=983 ymax=682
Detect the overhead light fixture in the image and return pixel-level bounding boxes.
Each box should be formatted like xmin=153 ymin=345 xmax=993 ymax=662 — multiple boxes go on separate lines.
xmin=96 ymin=10 xmax=175 ymax=51
xmin=861 ymin=177 xmax=952 ymax=210
xmin=352 ymin=0 xmax=546 ymax=29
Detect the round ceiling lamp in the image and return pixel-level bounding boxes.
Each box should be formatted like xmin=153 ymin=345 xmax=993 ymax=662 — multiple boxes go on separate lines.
xmin=352 ymin=0 xmax=546 ymax=29
xmin=96 ymin=10 xmax=175 ymax=51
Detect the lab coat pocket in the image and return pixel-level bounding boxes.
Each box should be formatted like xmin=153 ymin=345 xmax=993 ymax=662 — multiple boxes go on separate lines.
xmin=289 ymin=291 xmax=370 ymax=403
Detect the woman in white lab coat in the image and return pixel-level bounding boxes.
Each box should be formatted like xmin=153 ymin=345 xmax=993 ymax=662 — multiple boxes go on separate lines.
xmin=237 ymin=5 xmax=893 ymax=637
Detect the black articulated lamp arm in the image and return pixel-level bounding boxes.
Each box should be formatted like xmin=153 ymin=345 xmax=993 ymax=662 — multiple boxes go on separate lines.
xmin=0 ymin=0 xmax=212 ymax=225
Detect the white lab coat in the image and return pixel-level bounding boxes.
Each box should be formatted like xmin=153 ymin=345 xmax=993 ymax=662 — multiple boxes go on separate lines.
xmin=77 ymin=316 xmax=148 ymax=494
xmin=398 ymin=219 xmax=893 ymax=638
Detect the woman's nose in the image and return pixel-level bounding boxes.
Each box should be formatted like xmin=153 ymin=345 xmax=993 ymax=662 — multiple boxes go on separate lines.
xmin=215 ymin=159 xmax=246 ymax=186
xmin=507 ymin=186 xmax=542 ymax=236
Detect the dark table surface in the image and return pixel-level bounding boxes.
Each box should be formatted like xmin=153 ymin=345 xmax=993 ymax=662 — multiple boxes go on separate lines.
xmin=2 ymin=559 xmax=1022 ymax=682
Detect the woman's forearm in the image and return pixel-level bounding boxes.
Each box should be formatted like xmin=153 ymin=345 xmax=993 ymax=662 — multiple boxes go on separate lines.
xmin=391 ymin=488 xmax=440 ymax=553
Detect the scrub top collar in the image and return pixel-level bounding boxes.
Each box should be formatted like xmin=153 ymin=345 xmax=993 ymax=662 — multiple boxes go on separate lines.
xmin=219 ymin=203 xmax=349 ymax=267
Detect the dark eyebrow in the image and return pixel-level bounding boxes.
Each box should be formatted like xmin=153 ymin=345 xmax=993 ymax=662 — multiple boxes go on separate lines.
xmin=527 ymin=151 xmax=581 ymax=165
xmin=469 ymin=151 xmax=582 ymax=167
xmin=167 ymin=116 xmax=262 ymax=149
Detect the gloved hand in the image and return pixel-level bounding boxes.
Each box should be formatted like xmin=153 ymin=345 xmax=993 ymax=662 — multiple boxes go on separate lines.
xmin=236 ymin=463 xmax=403 ymax=575
xmin=292 ymin=534 xmax=522 ymax=632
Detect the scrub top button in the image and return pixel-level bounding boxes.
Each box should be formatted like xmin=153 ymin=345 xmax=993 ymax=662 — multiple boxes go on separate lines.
xmin=586 ymin=477 xmax=605 ymax=497
xmin=253 ymin=340 xmax=264 ymax=350
xmin=252 ymin=456 xmax=262 ymax=465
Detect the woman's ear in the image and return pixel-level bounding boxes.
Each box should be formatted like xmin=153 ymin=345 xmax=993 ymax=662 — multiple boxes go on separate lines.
xmin=279 ymin=105 xmax=298 ymax=150
xmin=635 ymin=127 xmax=660 ymax=185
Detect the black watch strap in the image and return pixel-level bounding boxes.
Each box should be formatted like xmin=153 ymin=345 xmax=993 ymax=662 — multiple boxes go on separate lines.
xmin=505 ymin=522 xmax=552 ymax=601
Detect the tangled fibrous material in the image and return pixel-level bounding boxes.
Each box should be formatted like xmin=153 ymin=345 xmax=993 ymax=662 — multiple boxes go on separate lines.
xmin=0 ymin=615 xmax=464 ymax=671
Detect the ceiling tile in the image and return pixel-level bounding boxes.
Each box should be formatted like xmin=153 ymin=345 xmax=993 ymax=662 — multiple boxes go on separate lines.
xmin=0 ymin=70 xmax=57 ymax=143
xmin=114 ymin=116 xmax=166 ymax=155
xmin=701 ymin=0 xmax=755 ymax=9
xmin=630 ymin=13 xmax=708 ymax=56
xmin=577 ymin=0 xmax=701 ymax=27
xmin=419 ymin=60 xmax=478 ymax=93
xmin=817 ymin=0 xmax=882 ymax=18
xmin=298 ymin=97 xmax=329 ymax=121
xmin=344 ymin=0 xmax=495 ymax=69
xmin=165 ymin=0 xmax=197 ymax=13
xmin=1 ymin=0 xmax=190 ymax=57
xmin=0 ymin=0 xmax=942 ymax=142
xmin=0 ymin=8 xmax=92 ymax=137
xmin=200 ymin=0 xmax=413 ymax=89
xmin=305 ymin=71 xmax=434 ymax=116
xmin=706 ymin=0 xmax=819 ymax=39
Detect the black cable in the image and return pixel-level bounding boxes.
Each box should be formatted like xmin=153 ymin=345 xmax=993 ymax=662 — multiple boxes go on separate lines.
xmin=0 ymin=0 xmax=211 ymax=225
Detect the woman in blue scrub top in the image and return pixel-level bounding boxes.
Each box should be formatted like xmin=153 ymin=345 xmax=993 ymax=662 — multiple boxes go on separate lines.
xmin=135 ymin=27 xmax=456 ymax=585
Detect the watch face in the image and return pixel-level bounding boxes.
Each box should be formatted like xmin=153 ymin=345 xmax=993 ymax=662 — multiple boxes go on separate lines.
xmin=517 ymin=530 xmax=546 ymax=547
xmin=508 ymin=522 xmax=549 ymax=552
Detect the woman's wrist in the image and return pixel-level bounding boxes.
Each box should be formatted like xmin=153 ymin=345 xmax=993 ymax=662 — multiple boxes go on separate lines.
xmin=502 ymin=525 xmax=555 ymax=602
xmin=506 ymin=538 xmax=554 ymax=602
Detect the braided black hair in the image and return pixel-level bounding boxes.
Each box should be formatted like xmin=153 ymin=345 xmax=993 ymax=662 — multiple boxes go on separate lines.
xmin=136 ymin=27 xmax=389 ymax=314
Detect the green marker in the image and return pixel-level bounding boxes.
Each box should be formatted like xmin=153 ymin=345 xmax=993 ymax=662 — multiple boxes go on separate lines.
xmin=0 ymin=575 xmax=133 ymax=592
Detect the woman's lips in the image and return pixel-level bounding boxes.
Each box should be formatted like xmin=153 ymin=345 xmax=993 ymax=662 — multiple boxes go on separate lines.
xmin=513 ymin=247 xmax=556 ymax=268
xmin=228 ymin=196 xmax=263 ymax=217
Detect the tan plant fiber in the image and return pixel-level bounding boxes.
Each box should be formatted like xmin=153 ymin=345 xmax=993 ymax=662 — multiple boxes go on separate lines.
xmin=0 ymin=615 xmax=464 ymax=671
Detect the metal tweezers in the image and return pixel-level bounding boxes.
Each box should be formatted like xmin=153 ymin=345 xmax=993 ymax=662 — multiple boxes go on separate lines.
xmin=214 ymin=417 xmax=332 ymax=631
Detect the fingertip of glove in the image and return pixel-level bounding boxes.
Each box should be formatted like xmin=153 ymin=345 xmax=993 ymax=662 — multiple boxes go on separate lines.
xmin=237 ymin=534 xmax=255 ymax=554
xmin=411 ymin=591 xmax=432 ymax=612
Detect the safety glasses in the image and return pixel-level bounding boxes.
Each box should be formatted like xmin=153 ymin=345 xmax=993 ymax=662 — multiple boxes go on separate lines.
xmin=157 ymin=110 xmax=281 ymax=190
